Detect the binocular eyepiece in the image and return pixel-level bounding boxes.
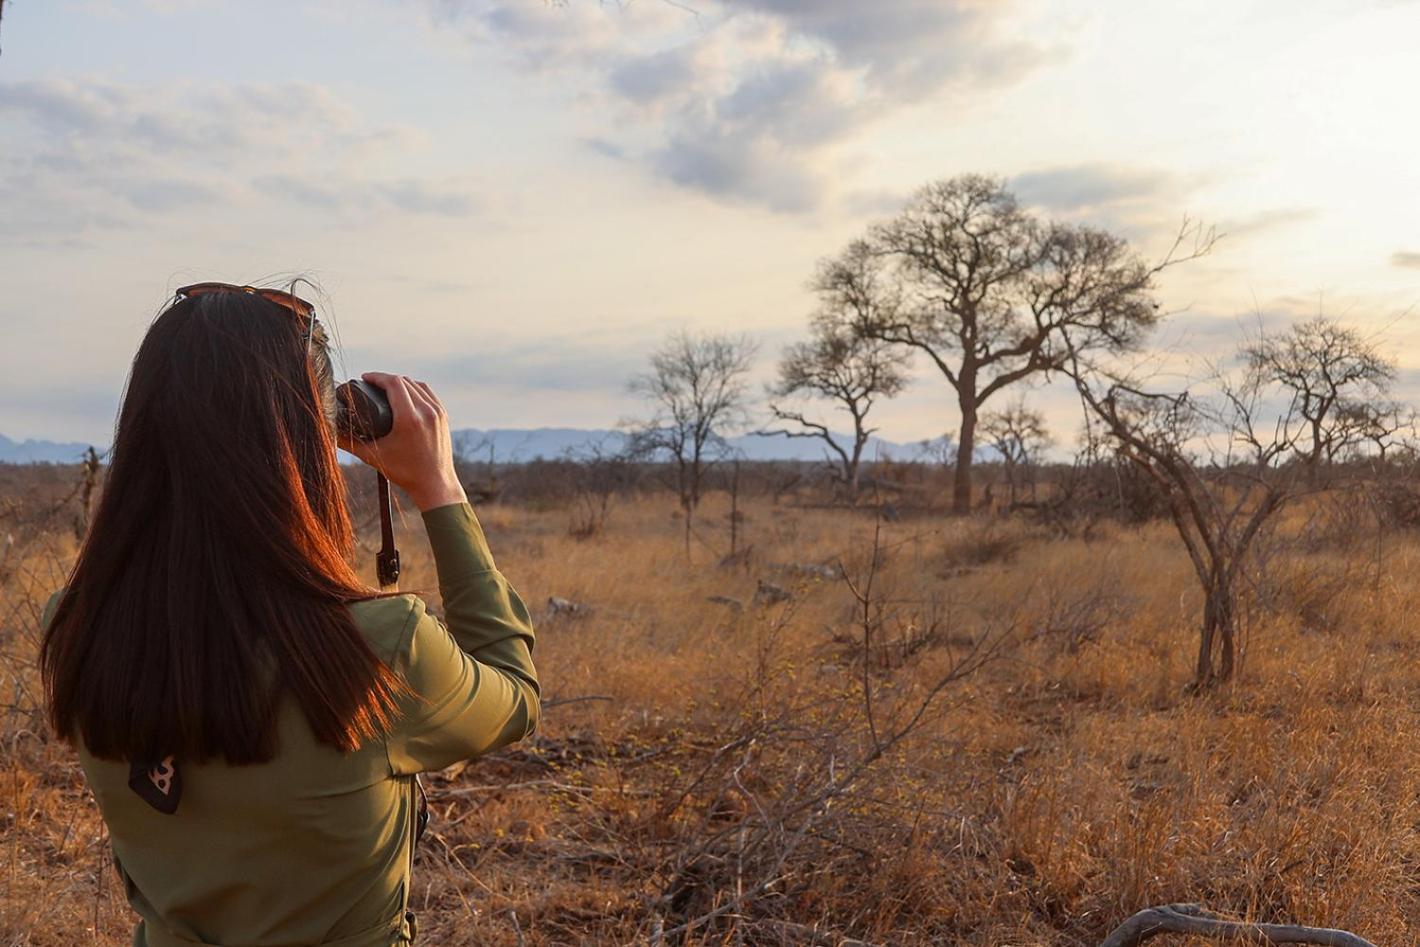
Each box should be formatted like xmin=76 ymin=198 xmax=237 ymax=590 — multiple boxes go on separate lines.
xmin=334 ymin=379 xmax=393 ymax=442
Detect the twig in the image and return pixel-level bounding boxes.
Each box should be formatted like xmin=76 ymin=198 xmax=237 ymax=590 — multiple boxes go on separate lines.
xmin=541 ymin=694 xmax=614 ymax=709
xmin=756 ymin=919 xmax=885 ymax=947
xmin=434 ymin=778 xmax=651 ymax=798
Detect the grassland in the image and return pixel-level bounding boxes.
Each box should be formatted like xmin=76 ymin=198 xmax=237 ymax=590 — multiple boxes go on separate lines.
xmin=2 ymin=464 xmax=1415 ymax=945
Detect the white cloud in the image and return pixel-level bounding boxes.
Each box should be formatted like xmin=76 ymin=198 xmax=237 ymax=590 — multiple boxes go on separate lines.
xmin=1010 ymin=162 xmax=1220 ymax=244
xmin=416 ymin=0 xmax=1053 ymax=211
xmin=0 ymin=78 xmax=475 ymax=246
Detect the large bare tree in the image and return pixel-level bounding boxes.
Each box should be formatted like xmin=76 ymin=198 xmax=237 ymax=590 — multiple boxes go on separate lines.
xmin=821 ymin=174 xmax=1212 ymax=513
xmin=627 ymin=330 xmax=757 ymax=554
xmin=761 ymin=311 xmax=909 ymax=498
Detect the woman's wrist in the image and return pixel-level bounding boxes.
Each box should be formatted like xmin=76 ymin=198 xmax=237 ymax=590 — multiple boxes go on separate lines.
xmin=408 ymin=476 xmax=468 ymax=513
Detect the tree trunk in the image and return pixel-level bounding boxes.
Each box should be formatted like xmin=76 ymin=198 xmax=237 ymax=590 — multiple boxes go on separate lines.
xmin=1196 ymin=573 xmax=1237 ymax=687
xmin=677 ymin=457 xmax=693 ymax=561
xmin=953 ymin=393 xmax=977 ymax=515
xmin=75 ymin=446 xmax=100 ymax=540
xmin=728 ymin=460 xmax=740 ymax=558
xmin=848 ymin=422 xmax=865 ymax=501
xmin=683 ymin=502 xmax=693 ymax=561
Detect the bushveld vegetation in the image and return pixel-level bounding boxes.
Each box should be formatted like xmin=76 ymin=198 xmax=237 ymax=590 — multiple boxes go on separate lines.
xmin=5 ymin=449 xmax=1420 ymax=945
xmin=2 ymin=175 xmax=1405 ymax=946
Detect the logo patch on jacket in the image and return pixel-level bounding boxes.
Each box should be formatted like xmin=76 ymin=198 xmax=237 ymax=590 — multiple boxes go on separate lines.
xmin=128 ymin=756 xmax=181 ymax=815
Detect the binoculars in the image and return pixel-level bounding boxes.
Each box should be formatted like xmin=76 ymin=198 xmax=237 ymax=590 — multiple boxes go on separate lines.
xmin=334 ymin=379 xmax=394 ymax=442
xmin=334 ymin=379 xmax=400 ymax=588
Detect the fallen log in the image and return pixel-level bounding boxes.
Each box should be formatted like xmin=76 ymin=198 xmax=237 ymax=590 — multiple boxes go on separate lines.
xmin=1099 ymin=903 xmax=1376 ymax=947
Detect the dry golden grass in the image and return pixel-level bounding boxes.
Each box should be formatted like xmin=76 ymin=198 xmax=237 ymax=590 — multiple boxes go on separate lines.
xmin=3 ymin=471 xmax=1417 ymax=945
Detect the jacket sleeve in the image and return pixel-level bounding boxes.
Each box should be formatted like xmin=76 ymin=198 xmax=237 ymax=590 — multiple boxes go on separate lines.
xmin=385 ymin=501 xmax=541 ymax=775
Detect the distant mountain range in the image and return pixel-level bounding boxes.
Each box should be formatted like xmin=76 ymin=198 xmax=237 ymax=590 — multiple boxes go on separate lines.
xmin=0 ymin=428 xmax=929 ymax=465
xmin=444 ymin=428 xmax=920 ymax=464
xmin=0 ymin=433 xmax=98 ymax=464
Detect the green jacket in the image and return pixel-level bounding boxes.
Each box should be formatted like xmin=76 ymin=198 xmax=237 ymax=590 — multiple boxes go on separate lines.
xmin=40 ymin=501 xmax=540 ymax=946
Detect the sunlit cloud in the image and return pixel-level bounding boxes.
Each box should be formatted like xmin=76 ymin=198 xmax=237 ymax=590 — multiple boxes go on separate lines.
xmin=1009 ymin=163 xmax=1199 ymax=241
xmin=417 ymin=0 xmax=1055 ymax=211
xmin=0 ymin=78 xmax=466 ymax=246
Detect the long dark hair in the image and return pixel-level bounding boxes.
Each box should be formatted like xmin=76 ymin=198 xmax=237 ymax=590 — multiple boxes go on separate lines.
xmin=41 ymin=288 xmax=405 ymax=764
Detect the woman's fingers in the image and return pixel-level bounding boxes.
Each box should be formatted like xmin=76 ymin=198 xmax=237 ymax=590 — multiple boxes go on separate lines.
xmin=406 ymin=378 xmax=439 ymax=418
xmin=360 ymin=371 xmax=419 ymax=431
xmin=342 ymin=371 xmax=465 ymax=511
xmin=412 ymin=380 xmax=446 ymax=417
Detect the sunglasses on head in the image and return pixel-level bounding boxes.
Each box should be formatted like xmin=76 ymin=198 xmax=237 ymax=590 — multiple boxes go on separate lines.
xmin=175 ymin=281 xmax=318 ymax=349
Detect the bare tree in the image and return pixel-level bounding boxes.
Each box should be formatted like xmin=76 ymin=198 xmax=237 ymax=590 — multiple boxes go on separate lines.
xmin=822 ymin=174 xmax=1213 ymax=513
xmin=1061 ymin=314 xmax=1404 ymax=688
xmin=979 ymin=401 xmax=1052 ymax=506
xmin=913 ymin=434 xmax=956 ymax=467
xmin=1356 ymin=400 xmax=1417 ymax=462
xmin=627 ymin=330 xmax=757 ymax=555
xmin=1242 ymin=315 xmax=1397 ymax=472
xmin=1069 ymin=366 xmax=1294 ymax=687
xmin=760 ymin=314 xmax=908 ymax=498
xmin=451 ymin=431 xmax=500 ymax=504
xmin=564 ymin=437 xmax=635 ymax=540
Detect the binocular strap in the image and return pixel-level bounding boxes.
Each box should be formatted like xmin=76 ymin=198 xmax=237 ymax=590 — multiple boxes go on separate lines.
xmin=376 ymin=472 xmax=401 ymax=590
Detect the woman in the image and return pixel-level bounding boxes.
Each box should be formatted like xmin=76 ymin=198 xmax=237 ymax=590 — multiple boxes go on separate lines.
xmin=39 ymin=282 xmax=540 ymax=946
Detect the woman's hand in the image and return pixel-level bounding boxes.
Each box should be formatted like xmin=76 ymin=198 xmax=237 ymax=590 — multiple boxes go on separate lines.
xmin=337 ymin=372 xmax=469 ymax=513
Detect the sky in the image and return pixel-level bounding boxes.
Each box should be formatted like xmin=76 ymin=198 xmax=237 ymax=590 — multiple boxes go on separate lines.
xmin=1 ymin=0 xmax=1417 ymax=449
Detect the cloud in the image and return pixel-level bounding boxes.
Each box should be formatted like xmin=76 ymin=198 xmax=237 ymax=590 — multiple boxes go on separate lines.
xmin=415 ymin=340 xmax=649 ymax=394
xmin=257 ymin=174 xmax=481 ymax=218
xmin=841 ymin=187 xmax=912 ymax=217
xmin=609 ymin=43 xmax=712 ymax=110
xmin=1151 ymin=307 xmax=1298 ymax=360
xmin=653 ymin=134 xmax=827 ymax=213
xmin=1218 ymin=206 xmax=1319 ymax=240
xmin=0 ymin=78 xmax=471 ymax=246
xmin=582 ymin=136 xmax=628 ymax=160
xmin=419 ymin=0 xmax=1053 ymax=211
xmin=717 ymin=0 xmax=1049 ymax=96
xmin=122 ymin=179 xmax=228 ymax=213
xmin=1391 ymin=251 xmax=1420 ymax=270
xmin=1012 ymin=163 xmax=1177 ymax=216
xmin=0 ymin=79 xmax=372 ymax=160
xmin=1012 ymin=166 xmax=1316 ymax=250
xmin=1009 ymin=162 xmax=1203 ymax=241
xmin=376 ymin=179 xmax=480 ymax=217
xmin=255 ymin=175 xmax=348 ymax=212
xmin=646 ymin=53 xmax=872 ymax=211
